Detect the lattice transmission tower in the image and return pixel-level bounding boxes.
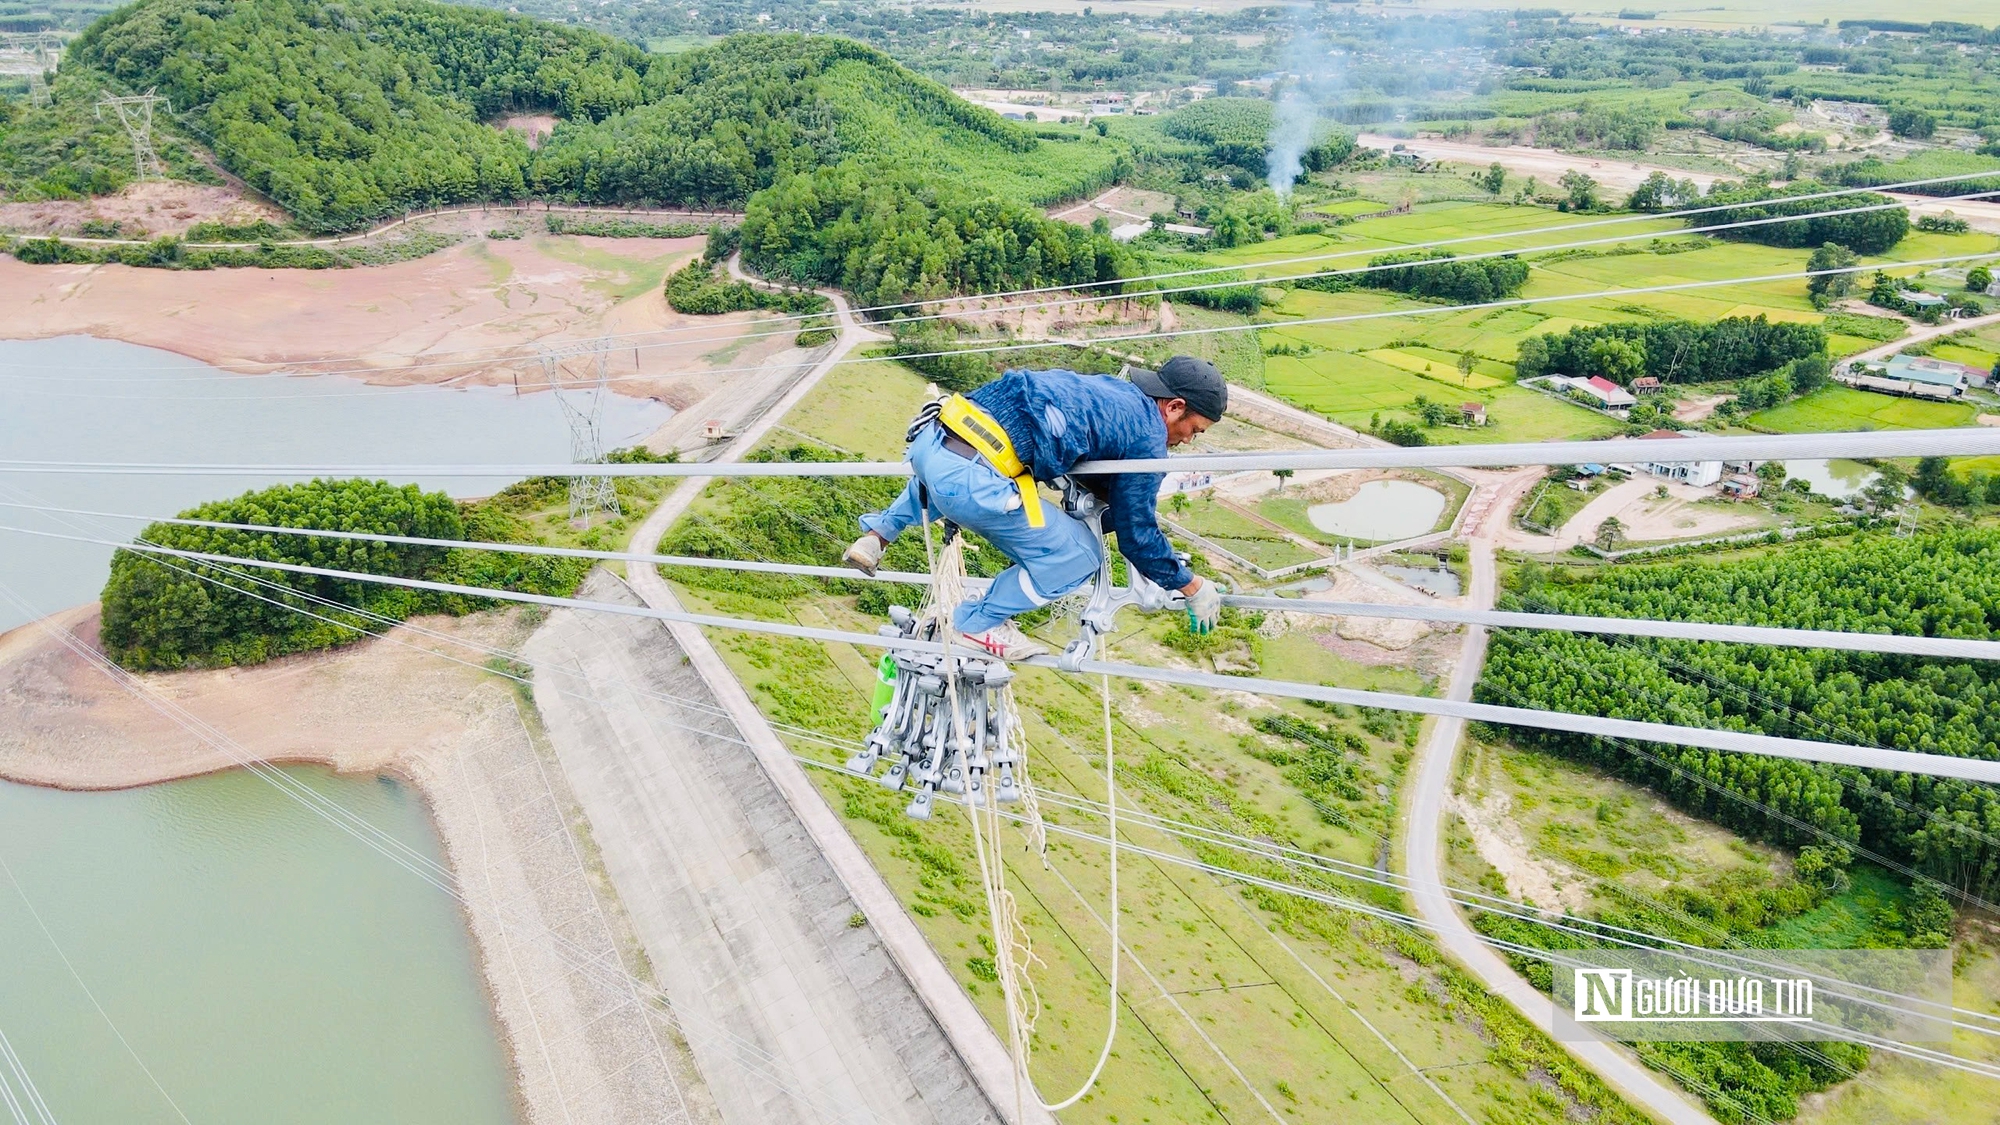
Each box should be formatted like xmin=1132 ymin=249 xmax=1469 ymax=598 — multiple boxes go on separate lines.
xmin=540 ymin=339 xmax=622 ymax=528
xmin=96 ymin=89 xmax=169 ymax=181
xmin=0 ymin=31 xmax=58 ymax=106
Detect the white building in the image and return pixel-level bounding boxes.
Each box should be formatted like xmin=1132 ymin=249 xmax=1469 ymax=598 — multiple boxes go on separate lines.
xmin=1622 ymin=430 xmax=1722 ymax=488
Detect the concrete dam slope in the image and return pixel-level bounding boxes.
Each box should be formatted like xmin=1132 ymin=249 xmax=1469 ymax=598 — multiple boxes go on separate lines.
xmin=523 ymin=570 xmax=1003 ymax=1125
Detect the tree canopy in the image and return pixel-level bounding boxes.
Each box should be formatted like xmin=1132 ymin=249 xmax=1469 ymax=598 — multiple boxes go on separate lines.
xmin=1689 ymin=183 xmax=1908 ymax=255
xmin=739 ymin=164 xmax=1126 ymax=309
xmin=1158 ymin=97 xmax=1354 ymax=175
xmin=1480 ymin=528 xmax=2000 ymax=896
xmin=60 ymin=1 xmax=1100 ymax=232
xmin=100 ymin=479 xmax=587 ymax=670
xmin=1515 ymin=315 xmax=1826 ymax=386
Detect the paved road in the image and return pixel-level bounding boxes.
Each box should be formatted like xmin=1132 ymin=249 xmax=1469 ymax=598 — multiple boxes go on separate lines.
xmin=1399 ymin=468 xmax=1720 ymax=1125
xmin=1840 ymin=306 xmax=2000 ymax=371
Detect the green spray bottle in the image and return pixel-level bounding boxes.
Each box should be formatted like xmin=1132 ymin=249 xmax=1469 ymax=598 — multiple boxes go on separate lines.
xmin=872 ymin=652 xmax=898 ymax=721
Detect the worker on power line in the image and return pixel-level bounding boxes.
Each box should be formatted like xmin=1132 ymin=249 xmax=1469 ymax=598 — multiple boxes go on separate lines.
xmin=843 ymin=356 xmax=1227 ymax=660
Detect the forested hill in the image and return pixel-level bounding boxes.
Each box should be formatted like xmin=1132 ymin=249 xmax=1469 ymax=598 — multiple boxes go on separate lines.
xmin=1479 ymin=529 xmax=2000 ymax=896
xmin=57 ymin=0 xmax=1120 ymax=231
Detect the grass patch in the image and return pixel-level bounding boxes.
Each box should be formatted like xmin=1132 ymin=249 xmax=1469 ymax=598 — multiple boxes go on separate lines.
xmin=1359 ymin=348 xmax=1506 ymax=390
xmin=1749 ymin=386 xmax=1976 ymax=433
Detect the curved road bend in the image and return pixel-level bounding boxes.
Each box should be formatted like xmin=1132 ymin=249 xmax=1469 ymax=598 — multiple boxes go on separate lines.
xmin=620 ymin=281 xmax=1058 ymax=1125
xmin=1401 ymin=468 xmax=1719 ymax=1125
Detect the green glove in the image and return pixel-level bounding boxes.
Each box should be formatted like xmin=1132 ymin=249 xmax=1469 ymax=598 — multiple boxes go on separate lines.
xmin=1185 ymin=578 xmax=1222 ymax=635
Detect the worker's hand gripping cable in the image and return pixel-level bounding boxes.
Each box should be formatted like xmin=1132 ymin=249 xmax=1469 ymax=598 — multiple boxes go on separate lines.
xmin=1055 ymin=477 xmax=1212 ymax=671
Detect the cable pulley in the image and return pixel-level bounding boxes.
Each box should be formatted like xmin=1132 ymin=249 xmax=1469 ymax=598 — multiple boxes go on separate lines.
xmin=847 ymin=606 xmax=1025 ymax=820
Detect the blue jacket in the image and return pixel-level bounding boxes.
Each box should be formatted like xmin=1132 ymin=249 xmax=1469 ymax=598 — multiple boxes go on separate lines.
xmin=970 ymin=368 xmax=1194 ymax=591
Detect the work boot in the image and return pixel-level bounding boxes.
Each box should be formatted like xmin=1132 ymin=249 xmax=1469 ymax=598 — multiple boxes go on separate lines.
xmin=959 ymin=621 xmax=1046 ymax=661
xmin=843 ymin=533 xmax=885 ymax=576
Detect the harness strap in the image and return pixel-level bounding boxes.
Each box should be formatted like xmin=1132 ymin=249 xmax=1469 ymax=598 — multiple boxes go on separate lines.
xmin=934 ymin=394 xmax=1045 ymax=528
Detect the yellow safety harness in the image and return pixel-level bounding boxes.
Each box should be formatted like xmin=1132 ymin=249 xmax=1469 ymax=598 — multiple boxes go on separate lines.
xmin=937 ymin=393 xmax=1045 ymax=528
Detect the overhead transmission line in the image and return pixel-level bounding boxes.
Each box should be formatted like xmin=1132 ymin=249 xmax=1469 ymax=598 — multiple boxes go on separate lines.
xmin=9 ymin=497 xmax=2000 ymax=663
xmin=14 ymin=248 xmax=1996 ymax=406
xmin=8 ymin=168 xmax=1997 ymax=381
xmin=70 ymin=498 xmax=2000 ymax=1088
xmin=8 ymin=425 xmax=1999 ymax=479
xmin=11 ymin=521 xmax=2000 ymax=786
xmin=62 ymin=533 xmax=1998 ymax=1081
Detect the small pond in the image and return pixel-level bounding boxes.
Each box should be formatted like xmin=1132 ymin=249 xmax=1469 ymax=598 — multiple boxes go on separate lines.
xmin=1380 ymin=563 xmax=1462 ymax=597
xmin=1782 ymin=459 xmax=1879 ymax=501
xmin=1306 ymin=479 xmax=1448 ymax=542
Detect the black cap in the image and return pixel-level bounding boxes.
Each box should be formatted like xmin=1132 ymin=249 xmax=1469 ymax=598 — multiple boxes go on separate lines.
xmin=1128 ymin=355 xmax=1227 ymax=421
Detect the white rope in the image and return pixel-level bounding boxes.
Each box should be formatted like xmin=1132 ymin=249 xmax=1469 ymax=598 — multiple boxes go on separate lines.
xmin=11 ymin=168 xmax=1994 ymax=382
xmin=130 ymin=534 xmax=1992 ymax=1038
xmin=1036 ymin=669 xmax=1120 ymax=1112
xmin=62 ymin=536 xmax=1992 ymax=1068
xmin=794 ymin=755 xmax=2000 ymax=1080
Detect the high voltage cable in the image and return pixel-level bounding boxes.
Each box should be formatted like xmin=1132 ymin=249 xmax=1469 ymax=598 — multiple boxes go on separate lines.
xmin=8 ymin=422 xmax=2000 ymax=478
xmin=92 ymin=537 xmax=1996 ymax=1069
xmin=100 ymin=531 xmax=2000 ymax=1081
xmin=12 ymin=244 xmax=1998 ymax=405
xmin=94 ymin=539 xmax=1998 ymax=1061
xmin=11 ymin=497 xmax=1999 ymax=662
xmin=13 ymin=521 xmax=2000 ymax=784
xmin=9 ymin=169 xmax=1997 ymax=381
xmin=865 ymin=771 xmax=2000 ymax=1079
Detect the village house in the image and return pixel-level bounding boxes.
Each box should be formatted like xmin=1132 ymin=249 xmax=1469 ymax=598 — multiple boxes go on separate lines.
xmin=1620 ymin=429 xmax=1723 ymax=488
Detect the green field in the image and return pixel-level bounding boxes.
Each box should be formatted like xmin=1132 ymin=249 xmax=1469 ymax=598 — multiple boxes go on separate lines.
xmin=1360 ymin=347 xmax=1507 ymax=389
xmin=1196 ymin=198 xmax=2000 ymax=442
xmin=651 ymin=355 xmax=1661 ymax=1125
xmin=1749 ymin=386 xmax=1978 ymax=433
xmin=1932 ymin=342 xmax=2000 ymax=373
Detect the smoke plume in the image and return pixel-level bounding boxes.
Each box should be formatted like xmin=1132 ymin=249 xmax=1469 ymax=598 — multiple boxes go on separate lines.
xmin=1266 ymin=16 xmax=1340 ymax=201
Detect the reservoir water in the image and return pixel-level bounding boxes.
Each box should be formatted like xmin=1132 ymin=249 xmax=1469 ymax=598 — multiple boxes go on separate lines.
xmin=0 ymin=767 xmax=517 ymax=1124
xmin=0 ymin=335 xmax=673 ymax=632
xmin=0 ymin=335 xmax=674 ymax=1122
xmin=1306 ymin=479 xmax=1449 ymax=541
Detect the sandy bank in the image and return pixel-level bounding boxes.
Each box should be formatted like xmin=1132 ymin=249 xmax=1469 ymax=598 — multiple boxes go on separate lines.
xmin=0 ymin=228 xmax=798 ymax=409
xmin=0 ymin=606 xmax=717 ymax=1125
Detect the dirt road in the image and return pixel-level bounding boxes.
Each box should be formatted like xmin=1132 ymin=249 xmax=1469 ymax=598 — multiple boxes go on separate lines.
xmin=0 ymin=606 xmax=711 ymax=1125
xmin=1400 ymin=467 xmax=1719 ymax=1125
xmin=1497 ymin=476 xmax=1760 ymax=553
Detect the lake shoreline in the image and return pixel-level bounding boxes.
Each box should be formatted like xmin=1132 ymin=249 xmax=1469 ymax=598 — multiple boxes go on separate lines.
xmin=0 ymin=232 xmax=793 ymax=407
xmin=0 ymin=603 xmax=709 ymax=1124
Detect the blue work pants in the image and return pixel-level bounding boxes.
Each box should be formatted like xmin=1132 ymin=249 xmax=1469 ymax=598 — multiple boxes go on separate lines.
xmin=861 ymin=427 xmax=1100 ymax=633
